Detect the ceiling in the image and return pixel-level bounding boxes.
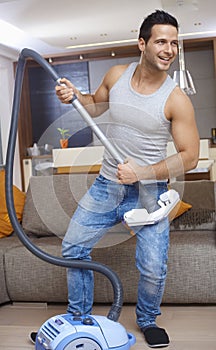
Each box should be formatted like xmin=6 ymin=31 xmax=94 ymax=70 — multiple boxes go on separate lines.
xmin=0 ymin=0 xmax=216 ymax=58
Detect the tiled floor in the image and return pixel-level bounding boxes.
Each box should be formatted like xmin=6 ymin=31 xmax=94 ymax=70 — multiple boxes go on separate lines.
xmin=0 ymin=303 xmax=216 ymax=349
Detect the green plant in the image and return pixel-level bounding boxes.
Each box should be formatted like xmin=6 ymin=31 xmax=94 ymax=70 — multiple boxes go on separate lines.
xmin=57 ymin=128 xmax=71 ymax=139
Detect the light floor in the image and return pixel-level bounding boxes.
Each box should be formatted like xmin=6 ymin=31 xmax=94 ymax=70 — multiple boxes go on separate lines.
xmin=0 ymin=303 xmax=216 ymax=349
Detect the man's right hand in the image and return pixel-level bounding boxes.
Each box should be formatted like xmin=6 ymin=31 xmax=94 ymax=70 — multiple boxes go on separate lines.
xmin=55 ymin=78 xmax=77 ymax=104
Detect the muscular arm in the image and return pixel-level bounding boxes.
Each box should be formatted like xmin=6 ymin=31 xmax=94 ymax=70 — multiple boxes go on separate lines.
xmin=55 ymin=65 xmax=127 ymax=117
xmin=117 ymin=87 xmax=200 ymax=183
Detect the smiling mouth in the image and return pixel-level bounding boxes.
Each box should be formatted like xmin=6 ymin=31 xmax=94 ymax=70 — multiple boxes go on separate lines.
xmin=159 ymin=56 xmax=171 ymax=62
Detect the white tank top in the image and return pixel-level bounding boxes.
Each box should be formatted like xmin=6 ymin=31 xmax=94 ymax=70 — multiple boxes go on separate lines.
xmin=99 ymin=62 xmax=177 ymax=183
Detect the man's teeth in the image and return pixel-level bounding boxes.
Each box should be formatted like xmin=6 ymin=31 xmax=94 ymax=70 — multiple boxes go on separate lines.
xmin=160 ymin=57 xmax=169 ymax=61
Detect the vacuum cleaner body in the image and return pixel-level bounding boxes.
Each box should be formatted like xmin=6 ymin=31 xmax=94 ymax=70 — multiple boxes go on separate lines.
xmin=35 ymin=314 xmax=135 ymax=350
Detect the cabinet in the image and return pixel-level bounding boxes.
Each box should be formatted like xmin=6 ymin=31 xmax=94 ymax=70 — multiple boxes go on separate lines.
xmin=52 ymin=146 xmax=104 ymax=174
xmin=209 ymin=145 xmax=216 ymax=181
xmin=168 ymin=139 xmax=215 ymax=181
xmin=22 ymin=155 xmax=53 ymax=192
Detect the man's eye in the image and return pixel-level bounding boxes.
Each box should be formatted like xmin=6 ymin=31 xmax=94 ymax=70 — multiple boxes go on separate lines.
xmin=157 ymin=40 xmax=165 ymax=45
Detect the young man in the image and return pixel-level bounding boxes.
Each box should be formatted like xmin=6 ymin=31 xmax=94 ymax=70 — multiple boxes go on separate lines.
xmin=30 ymin=10 xmax=199 ymax=348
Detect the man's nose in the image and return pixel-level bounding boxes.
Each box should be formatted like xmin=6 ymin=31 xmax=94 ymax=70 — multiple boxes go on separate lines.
xmin=164 ymin=43 xmax=173 ymax=54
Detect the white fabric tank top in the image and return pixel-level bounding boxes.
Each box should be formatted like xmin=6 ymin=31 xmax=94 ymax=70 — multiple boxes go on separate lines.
xmin=99 ymin=62 xmax=177 ymax=183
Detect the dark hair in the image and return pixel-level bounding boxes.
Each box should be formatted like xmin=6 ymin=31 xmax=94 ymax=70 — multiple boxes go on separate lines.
xmin=138 ymin=10 xmax=179 ymax=43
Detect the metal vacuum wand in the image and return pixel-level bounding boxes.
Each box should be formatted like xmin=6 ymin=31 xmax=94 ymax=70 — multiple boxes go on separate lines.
xmin=56 ymin=77 xmax=123 ymax=165
xmin=18 ymin=48 xmax=180 ymax=229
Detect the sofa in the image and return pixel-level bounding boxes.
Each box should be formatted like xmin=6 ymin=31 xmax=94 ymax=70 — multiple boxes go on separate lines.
xmin=0 ymin=174 xmax=216 ymax=307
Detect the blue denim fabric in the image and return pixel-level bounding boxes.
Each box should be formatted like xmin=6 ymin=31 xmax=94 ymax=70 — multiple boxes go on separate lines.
xmin=62 ymin=175 xmax=169 ymax=328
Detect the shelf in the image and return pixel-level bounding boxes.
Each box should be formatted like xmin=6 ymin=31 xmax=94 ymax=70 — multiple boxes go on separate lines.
xmin=56 ymin=165 xmax=101 ymax=174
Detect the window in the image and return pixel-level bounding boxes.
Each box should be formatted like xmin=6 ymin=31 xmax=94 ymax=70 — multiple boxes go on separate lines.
xmin=28 ymin=61 xmax=92 ymax=148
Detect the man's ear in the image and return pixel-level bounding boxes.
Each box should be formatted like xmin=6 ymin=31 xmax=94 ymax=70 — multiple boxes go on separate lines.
xmin=138 ymin=37 xmax=146 ymax=53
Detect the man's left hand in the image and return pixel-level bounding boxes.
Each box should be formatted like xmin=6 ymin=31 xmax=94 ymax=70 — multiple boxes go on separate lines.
xmin=117 ymin=158 xmax=142 ymax=184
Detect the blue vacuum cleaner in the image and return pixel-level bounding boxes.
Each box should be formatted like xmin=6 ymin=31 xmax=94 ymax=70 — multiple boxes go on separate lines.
xmin=5 ymin=48 xmax=136 ymax=350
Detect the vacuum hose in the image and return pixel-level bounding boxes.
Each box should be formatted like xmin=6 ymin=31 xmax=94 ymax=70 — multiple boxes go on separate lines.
xmin=5 ymin=48 xmax=123 ymax=322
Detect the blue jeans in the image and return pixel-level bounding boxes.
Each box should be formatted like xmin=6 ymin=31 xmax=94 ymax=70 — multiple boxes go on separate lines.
xmin=62 ymin=175 xmax=170 ymax=329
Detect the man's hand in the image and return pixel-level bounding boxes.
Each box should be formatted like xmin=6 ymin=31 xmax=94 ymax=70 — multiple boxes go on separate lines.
xmin=117 ymin=158 xmax=142 ymax=184
xmin=55 ymin=78 xmax=77 ymax=104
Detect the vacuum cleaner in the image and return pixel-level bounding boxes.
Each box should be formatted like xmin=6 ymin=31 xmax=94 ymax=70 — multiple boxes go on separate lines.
xmin=5 ymin=48 xmax=179 ymax=350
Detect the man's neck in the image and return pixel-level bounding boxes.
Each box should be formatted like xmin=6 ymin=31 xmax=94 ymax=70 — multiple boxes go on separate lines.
xmin=131 ymin=63 xmax=168 ymax=95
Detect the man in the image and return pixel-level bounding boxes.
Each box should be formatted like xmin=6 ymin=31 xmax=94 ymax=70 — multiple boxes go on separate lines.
xmin=31 ymin=10 xmax=199 ymax=348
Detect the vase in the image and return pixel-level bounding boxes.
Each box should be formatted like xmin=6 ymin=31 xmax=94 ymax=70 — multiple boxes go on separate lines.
xmin=60 ymin=139 xmax=68 ymax=148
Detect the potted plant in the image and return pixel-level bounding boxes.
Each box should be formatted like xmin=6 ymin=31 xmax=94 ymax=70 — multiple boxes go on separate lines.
xmin=57 ymin=128 xmax=71 ymax=148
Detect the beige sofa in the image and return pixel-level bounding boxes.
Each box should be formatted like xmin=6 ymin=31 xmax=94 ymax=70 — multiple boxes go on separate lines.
xmin=0 ymin=174 xmax=216 ymax=306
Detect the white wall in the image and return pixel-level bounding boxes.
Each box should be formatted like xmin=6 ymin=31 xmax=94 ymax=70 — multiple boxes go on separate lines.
xmin=89 ymin=56 xmax=140 ymax=93
xmin=169 ymin=49 xmax=216 ymax=139
xmin=0 ymin=51 xmax=22 ymax=189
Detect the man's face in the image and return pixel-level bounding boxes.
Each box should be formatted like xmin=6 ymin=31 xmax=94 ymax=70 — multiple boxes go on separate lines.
xmin=141 ymin=24 xmax=178 ymax=72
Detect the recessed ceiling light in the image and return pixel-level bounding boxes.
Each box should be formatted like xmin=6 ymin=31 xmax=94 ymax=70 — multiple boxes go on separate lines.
xmin=177 ymin=0 xmax=184 ymax=6
xmin=66 ymin=38 xmax=137 ymax=49
xmin=179 ymin=30 xmax=216 ymax=37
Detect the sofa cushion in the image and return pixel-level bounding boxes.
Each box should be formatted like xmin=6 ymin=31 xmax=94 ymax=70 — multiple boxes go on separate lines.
xmin=0 ymin=170 xmax=26 ymax=238
xmin=0 ymin=235 xmax=23 ymax=304
xmin=4 ymin=236 xmax=68 ymax=302
xmin=4 ymin=231 xmax=216 ymax=304
xmin=22 ymin=177 xmax=216 ymax=236
xmin=0 ymin=248 xmax=10 ymax=304
xmin=169 ymin=180 xmax=216 ymax=231
xmin=164 ymin=230 xmax=216 ymax=303
xmin=22 ymin=174 xmax=97 ymax=237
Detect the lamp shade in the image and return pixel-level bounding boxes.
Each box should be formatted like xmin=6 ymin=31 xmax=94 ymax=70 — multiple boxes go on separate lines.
xmin=173 ymin=69 xmax=196 ymax=95
xmin=173 ymin=36 xmax=196 ymax=95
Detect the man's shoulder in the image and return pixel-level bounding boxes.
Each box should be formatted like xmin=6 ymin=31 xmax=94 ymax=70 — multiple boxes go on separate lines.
xmin=108 ymin=63 xmax=131 ymax=76
xmin=105 ymin=63 xmax=132 ymax=90
xmin=166 ymin=85 xmax=194 ymax=121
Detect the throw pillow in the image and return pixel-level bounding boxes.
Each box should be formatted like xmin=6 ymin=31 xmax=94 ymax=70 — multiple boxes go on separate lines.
xmin=169 ymin=181 xmax=215 ymax=231
xmin=169 ymin=200 xmax=192 ymax=222
xmin=0 ymin=170 xmax=26 ymax=238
